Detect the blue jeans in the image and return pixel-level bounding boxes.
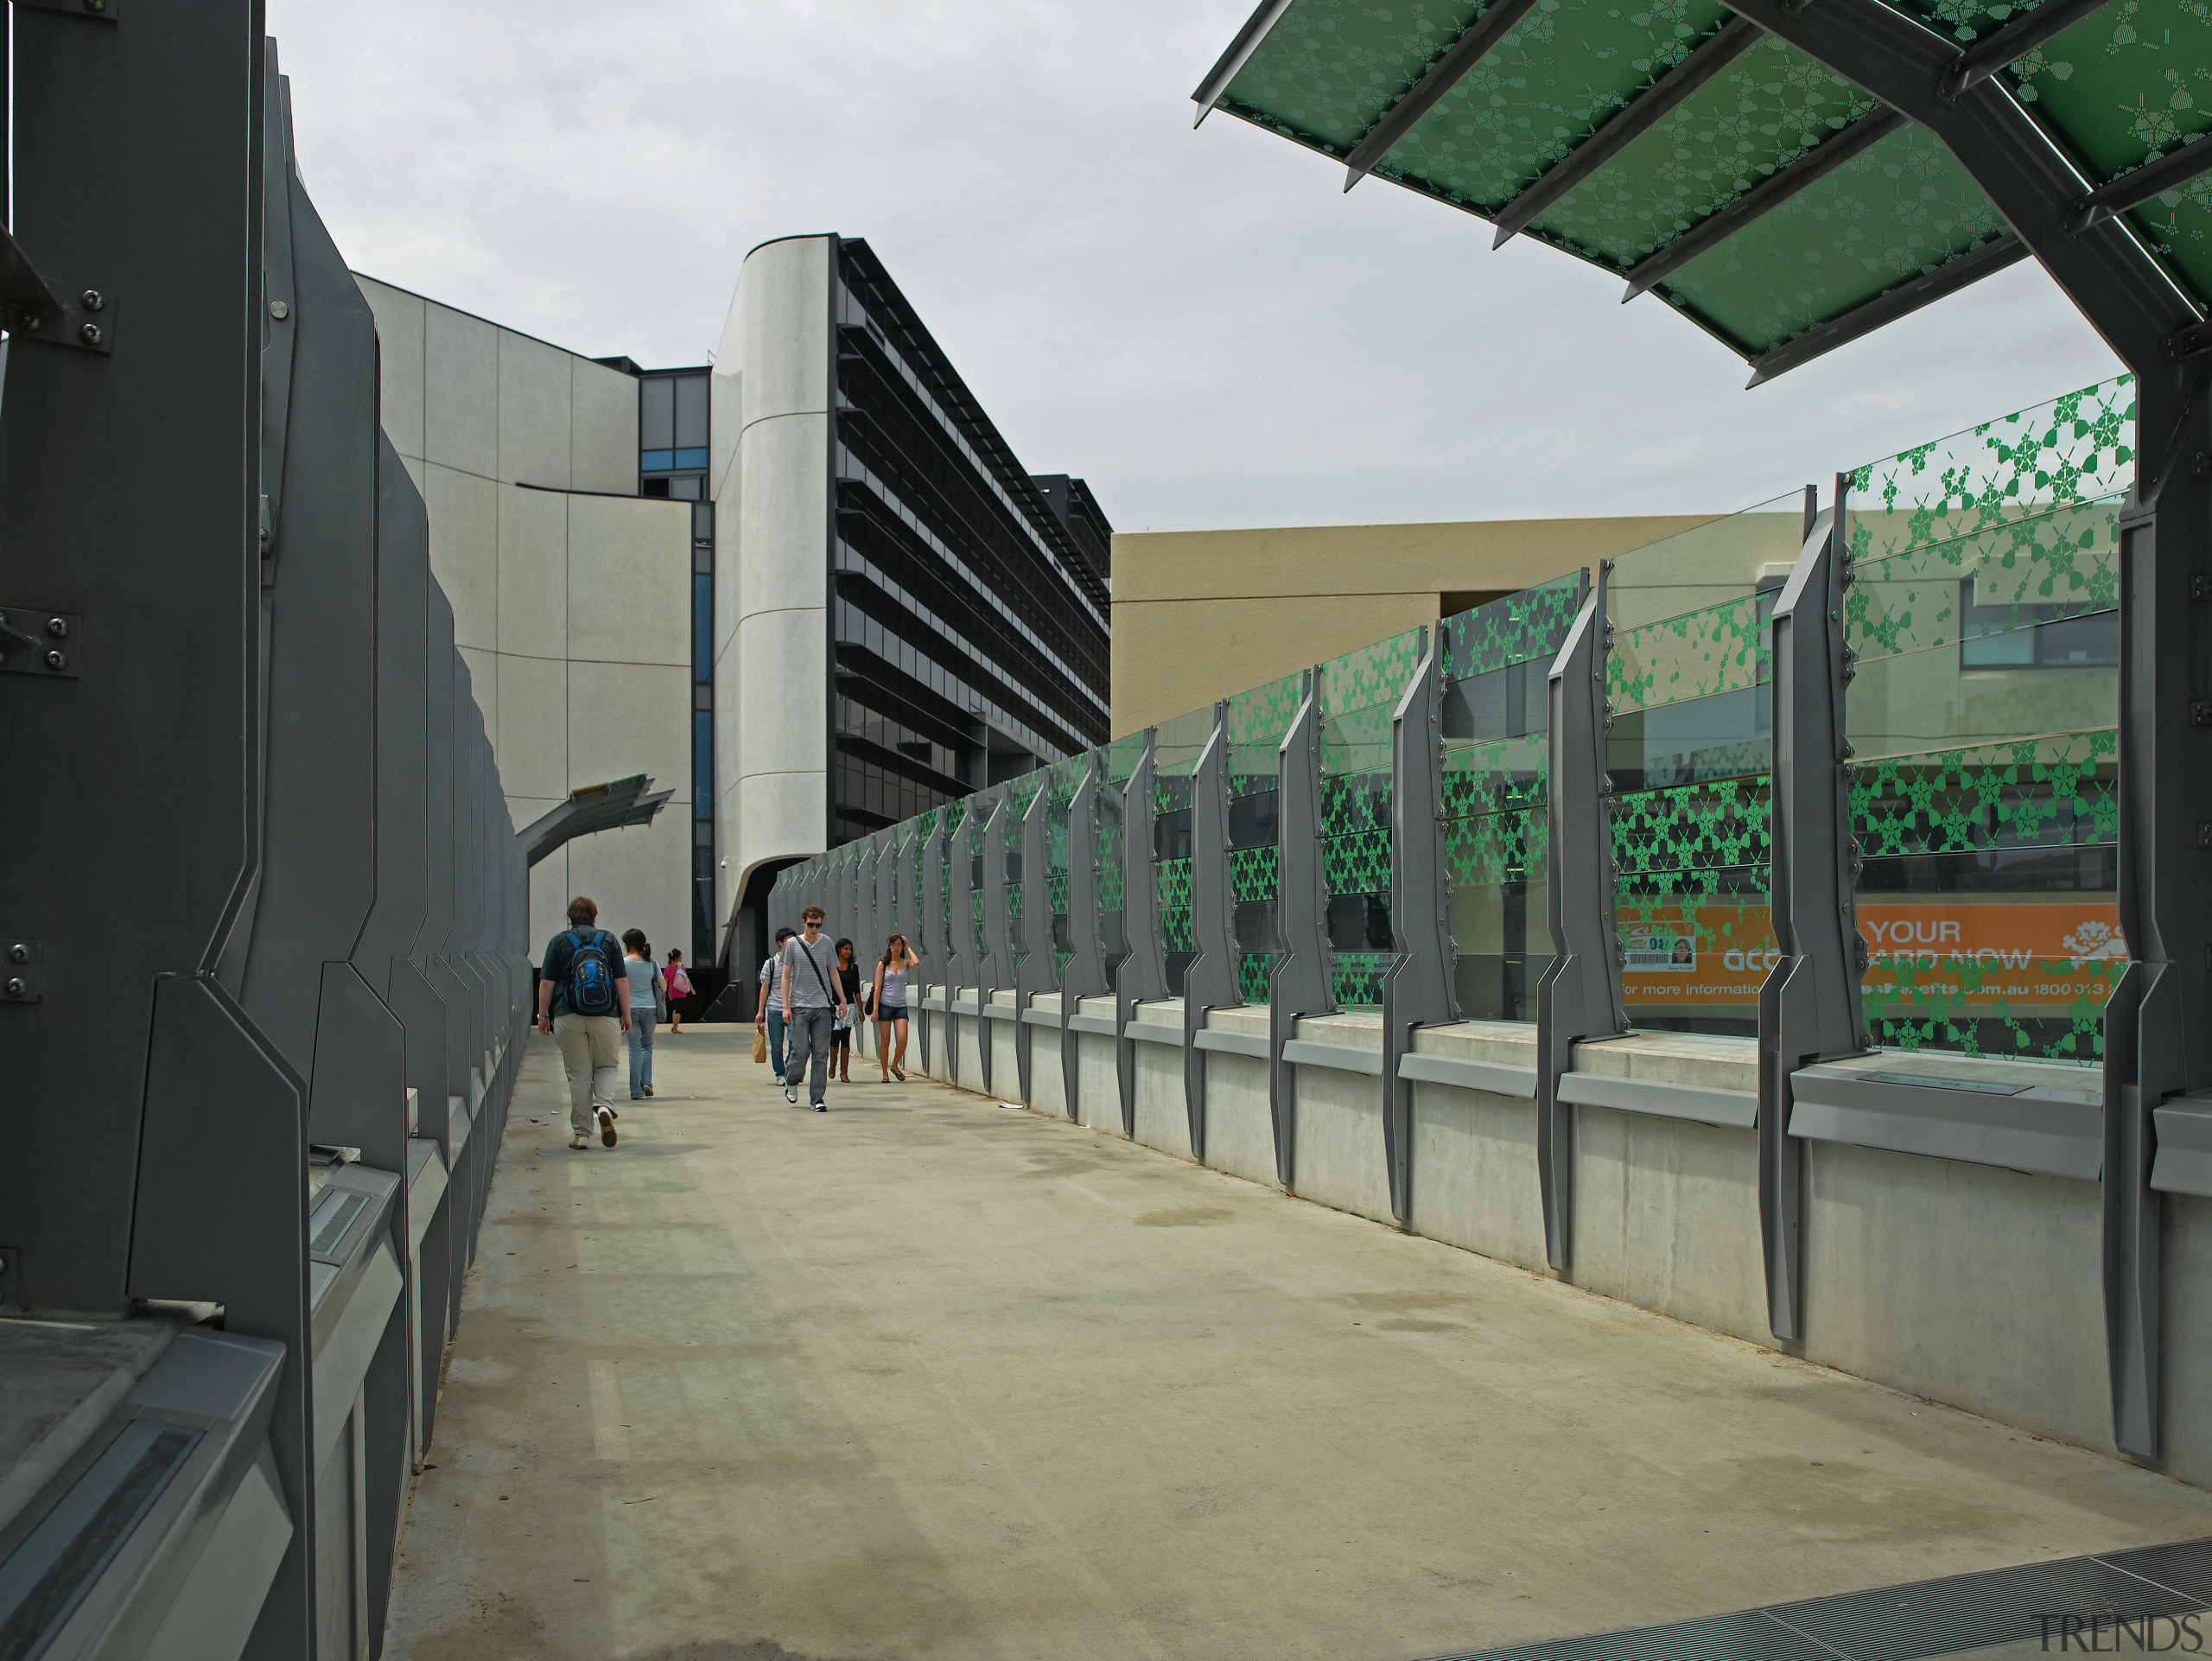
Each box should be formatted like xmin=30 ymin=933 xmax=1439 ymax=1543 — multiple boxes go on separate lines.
xmin=626 ymin=1012 xmax=655 ymax=1097
xmin=766 ymin=1010 xmax=787 ymax=1079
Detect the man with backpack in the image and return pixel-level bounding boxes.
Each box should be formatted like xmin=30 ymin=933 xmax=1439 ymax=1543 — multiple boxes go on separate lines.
xmin=537 ymin=894 xmax=631 ymax=1149
xmin=779 ymin=905 xmax=849 ymax=1111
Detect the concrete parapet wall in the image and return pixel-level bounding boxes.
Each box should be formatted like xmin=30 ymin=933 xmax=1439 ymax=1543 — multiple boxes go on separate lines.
xmin=916 ymin=985 xmax=2212 ymax=1488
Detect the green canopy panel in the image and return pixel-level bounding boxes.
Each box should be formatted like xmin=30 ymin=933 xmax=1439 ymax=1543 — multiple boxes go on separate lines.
xmin=1200 ymin=0 xmax=2211 ymax=381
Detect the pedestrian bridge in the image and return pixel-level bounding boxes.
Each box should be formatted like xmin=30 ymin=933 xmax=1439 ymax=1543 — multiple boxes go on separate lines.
xmin=384 ymin=1030 xmax=2212 ymax=1661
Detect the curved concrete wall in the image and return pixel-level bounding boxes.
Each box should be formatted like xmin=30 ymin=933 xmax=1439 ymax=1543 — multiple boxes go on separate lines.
xmin=715 ymin=236 xmax=833 ymax=920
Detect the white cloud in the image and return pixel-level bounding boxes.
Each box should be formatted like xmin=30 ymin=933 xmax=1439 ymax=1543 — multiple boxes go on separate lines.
xmin=267 ymin=0 xmax=2125 ymax=534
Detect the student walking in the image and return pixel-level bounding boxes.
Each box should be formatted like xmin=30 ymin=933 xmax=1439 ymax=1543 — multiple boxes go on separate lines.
xmin=621 ymin=929 xmax=663 ymax=1100
xmin=872 ymin=932 xmax=921 ymax=1083
xmin=664 ymin=949 xmax=693 ymax=1034
xmin=755 ymin=926 xmax=795 ymax=1082
xmin=780 ymin=907 xmax=848 ymax=1111
xmin=537 ymin=895 xmax=628 ymax=1149
xmin=830 ymin=939 xmax=863 ymax=1085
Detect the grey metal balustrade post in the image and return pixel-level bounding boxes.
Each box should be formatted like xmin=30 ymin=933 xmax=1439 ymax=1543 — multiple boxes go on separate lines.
xmin=1761 ymin=499 xmax=1866 ymax=1342
xmin=1183 ymin=707 xmax=1236 ymax=1163
xmin=979 ymin=791 xmax=1008 ymax=1094
xmin=1117 ymin=732 xmax=1165 ymax=1138
xmin=1269 ymin=671 xmax=1328 ymax=1190
xmin=1016 ymin=780 xmax=1056 ymax=1103
xmin=919 ymin=818 xmax=949 ymax=1078
xmin=1382 ymin=631 xmax=1454 ymax=1226
xmin=1536 ymin=573 xmax=1628 ymax=1272
xmin=1059 ymin=754 xmax=1106 ymax=1120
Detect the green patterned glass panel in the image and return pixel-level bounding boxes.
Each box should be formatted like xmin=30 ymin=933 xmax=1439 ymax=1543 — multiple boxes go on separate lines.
xmin=1852 ymin=731 xmax=2120 ymax=1064
xmin=1332 ymin=951 xmax=1392 ymax=1009
xmin=1152 ymin=707 xmax=1211 ymax=996
xmin=1607 ymin=502 xmax=1796 ymax=1037
xmin=1440 ymin=576 xmax=1578 ymax=1021
xmin=1657 ymin=124 xmax=2007 ymax=354
xmin=1239 ymin=951 xmax=1276 ymax=1006
xmin=1097 ymin=826 xmax=1125 ymax=913
xmin=1845 ymin=384 xmax=2125 ymax=1061
xmin=1225 ymin=673 xmax=1296 ymax=1000
xmin=1158 ymin=856 xmax=1195 ymax=954
xmin=1847 ymin=495 xmax=2122 ymax=667
xmin=1847 ymin=376 xmax=2135 ymax=570
xmin=1103 ymin=731 xmax=1144 ymax=786
xmin=1319 ymin=629 xmax=1419 ymax=1007
xmin=1043 ymin=754 xmax=1080 ymax=981
xmin=1007 ymin=770 xmax=1045 ymax=820
xmin=2005 ymin=1 xmax=2212 ymax=302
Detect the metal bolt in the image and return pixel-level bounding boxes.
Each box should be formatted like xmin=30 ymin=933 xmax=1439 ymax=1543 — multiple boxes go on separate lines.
xmin=6 ymin=945 xmax=24 ymax=964
xmin=4 ymin=980 xmax=22 ymax=998
xmin=44 ymin=650 xmax=65 ymax=671
xmin=45 ymin=618 xmax=66 ymax=639
xmin=80 ymin=289 xmax=103 ymax=312
xmin=83 ymin=0 xmax=105 ymax=12
xmin=19 ymin=312 xmax=42 ymax=331
xmin=270 ymin=299 xmax=289 ymax=320
xmin=79 ymin=323 xmax=100 ymax=347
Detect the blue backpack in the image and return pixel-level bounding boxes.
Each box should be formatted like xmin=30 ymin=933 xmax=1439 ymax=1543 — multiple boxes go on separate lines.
xmin=565 ymin=928 xmax=617 ymax=1015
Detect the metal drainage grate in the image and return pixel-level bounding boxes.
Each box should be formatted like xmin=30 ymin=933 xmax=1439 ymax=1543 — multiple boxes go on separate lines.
xmin=1424 ymin=1536 xmax=2212 ymax=1661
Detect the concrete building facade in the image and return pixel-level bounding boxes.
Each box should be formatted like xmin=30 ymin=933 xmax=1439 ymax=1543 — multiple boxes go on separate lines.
xmin=355 ymin=276 xmax=696 ymax=970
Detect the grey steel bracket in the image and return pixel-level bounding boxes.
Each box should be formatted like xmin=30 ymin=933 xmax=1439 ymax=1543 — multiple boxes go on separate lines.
xmin=1268 ymin=670 xmax=1327 ymax=1190
xmin=1183 ymin=707 xmax=1237 ymax=1163
xmin=1057 ymin=754 xmax=1106 ymax=1119
xmin=1760 ymin=497 xmax=1866 ymax=1342
xmin=978 ymin=791 xmax=1009 ymax=1094
xmin=1536 ymin=571 xmax=1628 ymax=1272
xmin=0 ymin=607 xmax=80 ymax=678
xmin=1381 ymin=629 xmax=1453 ymax=1226
xmin=1014 ymin=780 xmax=1056 ymax=1103
xmin=1116 ymin=730 xmax=1164 ymax=1138
xmin=2 ymin=937 xmax=44 ymax=1002
xmin=0 ymin=218 xmax=114 ymax=353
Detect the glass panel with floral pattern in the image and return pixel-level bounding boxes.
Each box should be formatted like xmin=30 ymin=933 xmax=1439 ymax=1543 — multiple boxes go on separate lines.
xmin=1152 ymin=707 xmax=1214 ymax=999
xmin=1320 ymin=628 xmax=1421 ymax=1009
xmin=1844 ymin=378 xmax=2132 ymax=1064
xmin=1225 ymin=672 xmax=1302 ymax=1005
xmin=1608 ymin=495 xmax=1804 ymax=1036
xmin=1441 ymin=573 xmax=1582 ymax=1021
xmin=1044 ymin=755 xmax=1084 ymax=982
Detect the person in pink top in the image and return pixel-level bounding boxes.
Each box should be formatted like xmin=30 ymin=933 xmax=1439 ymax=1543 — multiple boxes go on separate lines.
xmin=664 ymin=948 xmax=693 ymax=1034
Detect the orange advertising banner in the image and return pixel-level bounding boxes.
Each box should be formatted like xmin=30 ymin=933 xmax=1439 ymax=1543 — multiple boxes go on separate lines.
xmin=1618 ymin=901 xmax=2124 ymax=1011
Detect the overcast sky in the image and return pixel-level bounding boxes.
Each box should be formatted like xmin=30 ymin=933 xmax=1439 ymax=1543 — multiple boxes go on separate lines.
xmin=266 ymin=0 xmax=2125 ymax=535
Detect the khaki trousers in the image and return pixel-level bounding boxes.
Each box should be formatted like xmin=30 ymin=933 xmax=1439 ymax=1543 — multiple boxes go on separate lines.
xmin=553 ymin=1013 xmax=621 ymax=1136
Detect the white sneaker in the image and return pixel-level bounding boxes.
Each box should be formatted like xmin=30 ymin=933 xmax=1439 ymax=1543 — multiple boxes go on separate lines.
xmin=785 ymin=1081 xmax=798 ymax=1104
xmin=569 ymin=1133 xmax=589 ymax=1149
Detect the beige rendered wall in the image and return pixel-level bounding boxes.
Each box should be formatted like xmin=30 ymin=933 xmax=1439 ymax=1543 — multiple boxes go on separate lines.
xmin=356 ymin=274 xmax=694 ymax=965
xmin=1109 ymin=514 xmax=1720 ymax=735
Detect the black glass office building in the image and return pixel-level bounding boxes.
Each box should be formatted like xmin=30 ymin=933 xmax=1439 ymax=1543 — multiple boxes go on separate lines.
xmin=828 ymin=239 xmax=1111 ymax=847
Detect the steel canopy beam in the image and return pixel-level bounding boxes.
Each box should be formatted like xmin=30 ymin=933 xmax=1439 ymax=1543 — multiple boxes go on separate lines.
xmin=2072 ymin=139 xmax=2212 ymax=236
xmin=1745 ymin=232 xmax=2031 ymax=387
xmin=1719 ymin=0 xmax=2194 ymax=372
xmin=1493 ymin=16 xmax=1765 ymax=249
xmin=1623 ymin=109 xmax=1907 ymax=302
xmin=1343 ymin=0 xmax=1545 ymax=192
xmin=1190 ymin=0 xmax=1296 ymax=128
xmin=1939 ymin=0 xmax=2120 ymax=100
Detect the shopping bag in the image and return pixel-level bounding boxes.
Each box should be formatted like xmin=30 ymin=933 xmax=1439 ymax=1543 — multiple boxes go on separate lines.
xmin=752 ymin=1025 xmax=768 ymax=1065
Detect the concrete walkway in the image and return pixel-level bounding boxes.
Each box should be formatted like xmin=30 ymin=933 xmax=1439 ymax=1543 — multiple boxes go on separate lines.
xmin=384 ymin=1032 xmax=2212 ymax=1661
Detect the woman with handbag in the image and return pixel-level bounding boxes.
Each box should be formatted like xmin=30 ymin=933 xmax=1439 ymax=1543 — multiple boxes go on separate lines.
xmin=872 ymin=932 xmax=920 ymax=1083
xmin=830 ymin=938 xmax=863 ymax=1084
xmin=664 ymin=948 xmax=693 ymax=1034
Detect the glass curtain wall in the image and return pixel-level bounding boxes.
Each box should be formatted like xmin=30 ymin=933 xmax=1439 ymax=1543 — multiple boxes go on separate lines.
xmin=1152 ymin=707 xmax=1215 ymax=998
xmin=1225 ymin=674 xmax=1301 ymax=1005
xmin=1440 ymin=574 xmax=1585 ymax=1021
xmin=1607 ymin=496 xmax=1805 ymax=1036
xmin=1320 ymin=630 xmax=1422 ymax=1009
xmin=1845 ymin=376 xmax=2133 ymax=1063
